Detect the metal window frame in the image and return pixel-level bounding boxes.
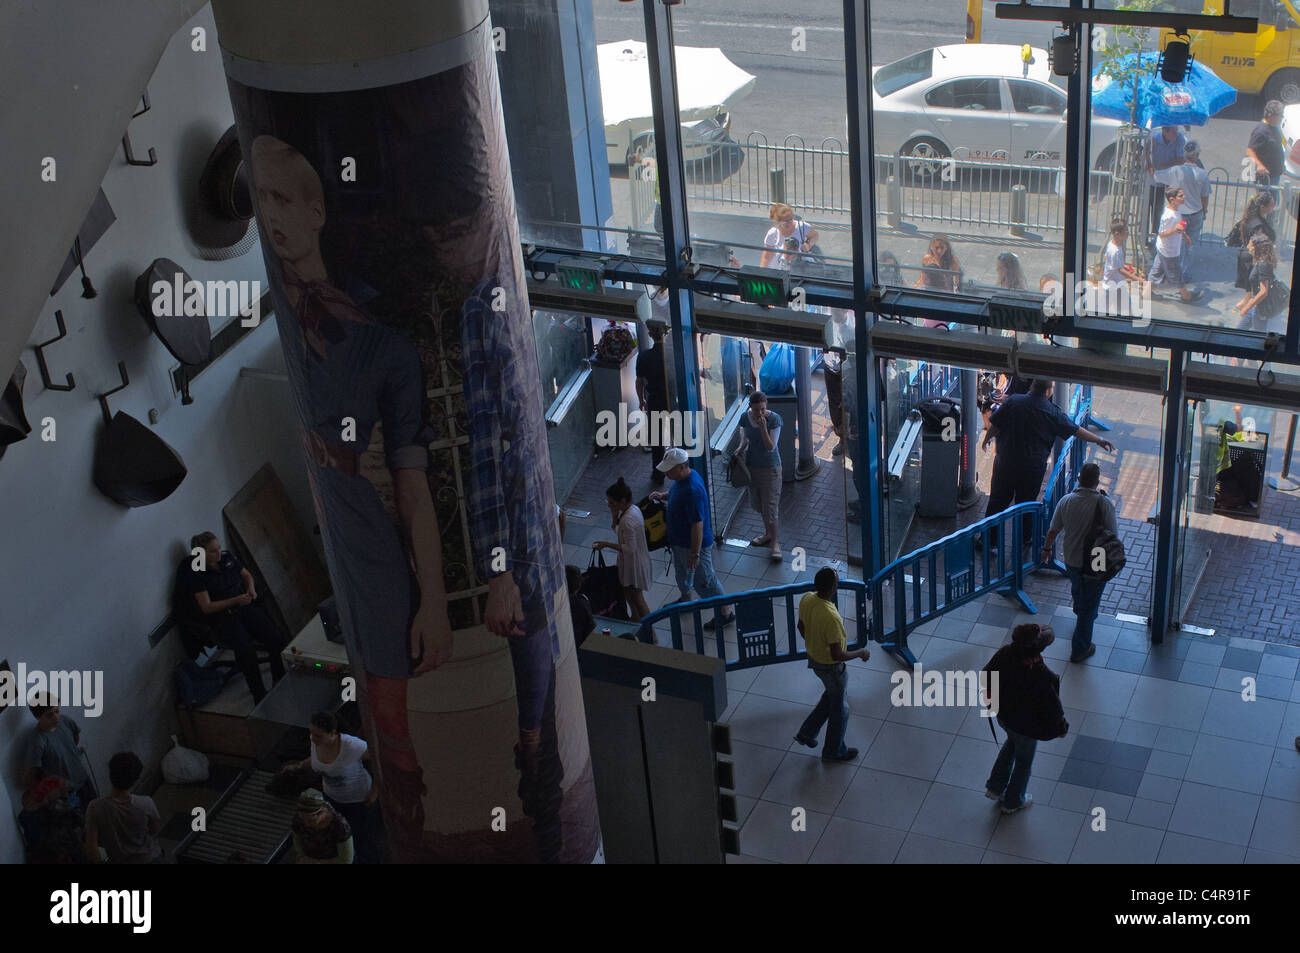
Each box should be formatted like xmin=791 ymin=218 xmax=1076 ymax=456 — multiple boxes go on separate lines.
xmin=522 ymin=0 xmax=1300 ymax=638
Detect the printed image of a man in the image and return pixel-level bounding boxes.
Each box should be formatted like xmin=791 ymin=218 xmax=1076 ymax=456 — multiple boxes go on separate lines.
xmin=250 ymin=135 xmax=453 ymax=862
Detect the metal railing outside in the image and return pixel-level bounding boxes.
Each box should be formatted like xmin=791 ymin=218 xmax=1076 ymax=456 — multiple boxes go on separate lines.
xmin=666 ymin=137 xmax=1298 ymax=250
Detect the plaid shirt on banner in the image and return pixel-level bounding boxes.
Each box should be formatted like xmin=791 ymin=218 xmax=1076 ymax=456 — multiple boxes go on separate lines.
xmin=461 ymin=278 xmax=564 ymax=657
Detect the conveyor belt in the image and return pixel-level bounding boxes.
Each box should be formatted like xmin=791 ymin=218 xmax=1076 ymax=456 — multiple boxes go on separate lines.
xmin=175 ymin=767 xmax=297 ymax=864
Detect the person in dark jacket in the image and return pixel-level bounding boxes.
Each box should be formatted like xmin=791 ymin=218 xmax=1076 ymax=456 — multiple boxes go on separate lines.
xmin=1231 ymin=190 xmax=1277 ymax=291
xmin=982 ymin=623 xmax=1068 ymax=815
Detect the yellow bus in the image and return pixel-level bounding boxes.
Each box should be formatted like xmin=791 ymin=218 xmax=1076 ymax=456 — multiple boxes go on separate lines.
xmin=967 ymin=0 xmax=1300 ymax=103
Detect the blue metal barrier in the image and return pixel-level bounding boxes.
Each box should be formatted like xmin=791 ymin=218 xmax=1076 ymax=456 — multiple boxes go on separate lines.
xmin=635 ymin=578 xmax=870 ymax=673
xmin=868 ymin=501 xmax=1045 ymax=664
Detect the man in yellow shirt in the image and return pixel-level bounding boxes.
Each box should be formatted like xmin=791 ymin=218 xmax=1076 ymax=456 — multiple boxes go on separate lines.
xmin=795 ymin=568 xmax=870 ymax=762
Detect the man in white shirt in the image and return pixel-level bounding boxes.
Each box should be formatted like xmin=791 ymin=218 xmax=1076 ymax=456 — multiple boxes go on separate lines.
xmin=1147 ymin=186 xmax=1203 ymax=303
xmin=1041 ymin=463 xmax=1119 ymax=662
xmin=1154 ymin=141 xmax=1211 ymax=277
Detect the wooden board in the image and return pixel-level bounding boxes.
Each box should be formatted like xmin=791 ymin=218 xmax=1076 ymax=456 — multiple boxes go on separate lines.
xmin=222 ymin=463 xmax=331 ymax=638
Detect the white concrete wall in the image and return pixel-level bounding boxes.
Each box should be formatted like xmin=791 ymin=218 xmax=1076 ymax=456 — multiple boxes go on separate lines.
xmin=0 ymin=0 xmax=208 ymax=393
xmin=0 ymin=6 xmax=314 ymax=864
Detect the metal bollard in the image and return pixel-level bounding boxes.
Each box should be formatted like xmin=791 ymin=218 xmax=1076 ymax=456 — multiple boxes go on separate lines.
xmin=1009 ymin=184 xmax=1028 ymax=237
xmin=887 ymin=172 xmax=902 ymax=228
xmin=769 ymin=167 xmax=786 ymax=205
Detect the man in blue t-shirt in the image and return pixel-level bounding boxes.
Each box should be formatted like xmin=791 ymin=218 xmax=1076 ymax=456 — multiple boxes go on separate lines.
xmin=649 ymin=447 xmax=734 ymax=631
xmin=23 ymin=696 xmax=96 ymax=813
xmin=981 ymin=379 xmax=1115 ymax=547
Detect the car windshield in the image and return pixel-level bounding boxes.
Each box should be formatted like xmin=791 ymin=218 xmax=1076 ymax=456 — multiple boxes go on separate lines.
xmin=873 ymin=49 xmax=933 ymax=98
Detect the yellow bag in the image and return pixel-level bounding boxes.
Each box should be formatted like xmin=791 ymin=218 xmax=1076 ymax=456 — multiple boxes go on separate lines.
xmin=638 ymin=496 xmax=668 ymax=552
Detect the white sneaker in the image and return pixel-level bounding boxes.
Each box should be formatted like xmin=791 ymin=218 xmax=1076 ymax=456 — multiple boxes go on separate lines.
xmin=1000 ymin=794 xmax=1033 ymax=815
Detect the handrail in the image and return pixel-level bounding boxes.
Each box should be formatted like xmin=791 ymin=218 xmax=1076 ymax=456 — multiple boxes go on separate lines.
xmin=868 ymin=501 xmax=1046 ymax=664
xmin=709 ymin=391 xmax=749 ymax=453
xmin=545 ymin=363 xmax=593 ymax=428
xmin=635 ymin=577 xmax=869 ymax=672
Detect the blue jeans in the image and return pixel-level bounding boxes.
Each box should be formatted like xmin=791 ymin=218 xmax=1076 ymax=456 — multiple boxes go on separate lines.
xmin=670 ymin=544 xmax=728 ymax=629
xmin=798 ymin=661 xmax=850 ymax=758
xmin=1065 ymin=565 xmax=1106 ymax=657
xmin=987 ymin=726 xmax=1037 ymax=808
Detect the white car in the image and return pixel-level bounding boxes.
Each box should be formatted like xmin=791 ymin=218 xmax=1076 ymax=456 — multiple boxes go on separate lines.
xmin=871 ymin=44 xmax=1122 ymax=178
xmin=598 ymin=40 xmax=755 ymax=172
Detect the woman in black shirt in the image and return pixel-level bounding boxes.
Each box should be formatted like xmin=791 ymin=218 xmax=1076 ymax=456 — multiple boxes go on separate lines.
xmin=1233 ymin=237 xmax=1287 ymax=333
xmin=1231 ymin=191 xmax=1277 ymax=290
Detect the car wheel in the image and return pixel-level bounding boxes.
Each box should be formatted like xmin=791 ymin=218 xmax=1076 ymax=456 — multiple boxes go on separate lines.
xmin=1265 ymin=69 xmax=1300 ymax=106
xmin=900 ymin=137 xmax=950 ymax=185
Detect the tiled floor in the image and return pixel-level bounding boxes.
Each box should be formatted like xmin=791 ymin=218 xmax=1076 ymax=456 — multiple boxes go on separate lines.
xmin=703 ymin=590 xmax=1300 ymax=864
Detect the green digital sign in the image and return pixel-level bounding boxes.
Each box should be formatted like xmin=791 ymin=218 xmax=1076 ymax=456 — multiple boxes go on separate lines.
xmin=557 ymin=260 xmax=604 ymax=294
xmin=737 ymin=274 xmax=787 ymax=307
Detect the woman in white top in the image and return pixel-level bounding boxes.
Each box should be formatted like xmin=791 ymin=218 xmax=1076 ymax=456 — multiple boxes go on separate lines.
xmin=281 ymin=711 xmax=381 ymax=863
xmin=760 ymin=203 xmax=819 ymax=271
xmin=592 ymin=476 xmax=652 ymax=621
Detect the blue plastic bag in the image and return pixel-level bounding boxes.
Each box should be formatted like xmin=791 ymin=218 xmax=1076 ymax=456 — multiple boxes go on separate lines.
xmin=758 ymin=343 xmax=796 ymax=395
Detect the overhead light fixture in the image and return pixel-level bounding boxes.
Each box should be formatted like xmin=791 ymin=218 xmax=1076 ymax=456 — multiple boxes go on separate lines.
xmin=1159 ymin=36 xmax=1193 ymax=83
xmin=73 ymin=236 xmax=97 ymax=299
xmin=995 ymin=2 xmax=1256 ymax=33
xmin=1050 ymin=30 xmax=1077 ymax=77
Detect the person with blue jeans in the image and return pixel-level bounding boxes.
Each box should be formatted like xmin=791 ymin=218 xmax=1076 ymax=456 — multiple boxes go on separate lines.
xmin=1042 ymin=462 xmax=1117 ymax=662
xmin=982 ymin=624 xmax=1069 ymax=814
xmin=795 ymin=568 xmax=869 ymax=762
xmin=649 ymin=447 xmax=733 ymax=632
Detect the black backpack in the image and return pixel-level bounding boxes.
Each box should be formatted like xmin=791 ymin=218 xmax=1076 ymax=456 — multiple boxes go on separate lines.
xmin=1080 ymin=493 xmax=1125 ymax=583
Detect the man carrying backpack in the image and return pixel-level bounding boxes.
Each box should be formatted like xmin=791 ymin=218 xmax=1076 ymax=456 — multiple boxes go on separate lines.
xmin=1041 ymin=463 xmax=1121 ymax=663
xmin=982 ymin=624 xmax=1069 ymax=815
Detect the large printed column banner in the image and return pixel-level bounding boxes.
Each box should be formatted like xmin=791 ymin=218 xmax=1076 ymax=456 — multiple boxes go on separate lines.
xmin=223 ymin=15 xmax=599 ymax=863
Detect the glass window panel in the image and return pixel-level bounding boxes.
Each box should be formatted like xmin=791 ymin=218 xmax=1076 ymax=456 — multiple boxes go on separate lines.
xmin=667 ymin=3 xmax=853 ymax=281
xmin=871 ymin=2 xmax=1065 ymax=297
xmin=1086 ymin=0 xmax=1296 ymax=336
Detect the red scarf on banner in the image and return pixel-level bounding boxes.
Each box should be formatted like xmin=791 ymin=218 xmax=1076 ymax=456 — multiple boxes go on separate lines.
xmin=281 ymin=261 xmax=370 ymax=359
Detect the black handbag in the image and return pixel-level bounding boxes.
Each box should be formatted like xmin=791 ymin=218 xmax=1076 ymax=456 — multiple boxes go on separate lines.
xmin=581 ymin=551 xmax=627 ymax=619
xmin=728 ymin=434 xmax=751 ymax=487
xmin=1080 ymin=494 xmax=1125 ymax=582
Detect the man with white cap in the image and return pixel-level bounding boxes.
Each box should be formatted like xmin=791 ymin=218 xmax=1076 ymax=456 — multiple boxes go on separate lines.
xmin=649 ymin=448 xmax=734 ymax=631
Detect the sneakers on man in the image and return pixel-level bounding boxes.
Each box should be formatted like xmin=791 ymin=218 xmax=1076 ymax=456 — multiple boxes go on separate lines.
xmin=703 ymin=613 xmax=736 ymax=631
xmin=822 ymin=748 xmax=859 ymax=763
xmin=1000 ymin=794 xmax=1033 ymax=815
xmin=985 ymin=787 xmax=1002 ymax=801
xmin=1070 ymin=645 xmax=1097 ymax=663
xmin=794 ymin=733 xmax=818 ymax=748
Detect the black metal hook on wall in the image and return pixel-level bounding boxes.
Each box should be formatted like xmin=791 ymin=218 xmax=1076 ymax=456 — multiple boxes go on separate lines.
xmin=34 ymin=310 xmax=76 ymax=392
xmin=97 ymin=362 xmax=130 ymax=425
xmin=121 ymin=91 xmax=157 ymax=167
